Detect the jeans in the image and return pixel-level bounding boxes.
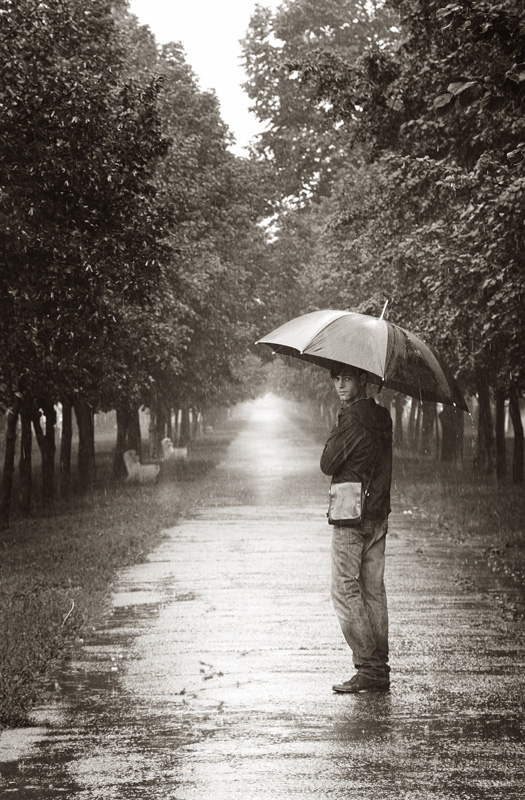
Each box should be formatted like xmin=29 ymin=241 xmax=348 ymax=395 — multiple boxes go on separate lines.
xmin=331 ymin=517 xmax=389 ymax=679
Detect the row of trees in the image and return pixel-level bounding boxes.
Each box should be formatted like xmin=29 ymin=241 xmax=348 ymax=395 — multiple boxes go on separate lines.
xmin=242 ymin=0 xmax=524 ymax=481
xmin=0 ymin=0 xmax=271 ymax=525
xmin=1 ymin=1 xmax=523 ymax=527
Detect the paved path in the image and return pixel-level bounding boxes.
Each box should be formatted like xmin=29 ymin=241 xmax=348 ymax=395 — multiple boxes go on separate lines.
xmin=1 ymin=395 xmax=524 ymax=799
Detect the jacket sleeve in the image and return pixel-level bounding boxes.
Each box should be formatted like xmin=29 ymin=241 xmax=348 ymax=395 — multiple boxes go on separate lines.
xmin=320 ymin=415 xmax=360 ymax=475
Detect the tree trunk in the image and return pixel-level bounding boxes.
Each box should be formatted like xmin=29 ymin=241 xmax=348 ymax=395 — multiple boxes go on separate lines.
xmin=474 ymin=370 xmax=495 ymax=474
xmin=74 ymin=399 xmax=95 ymax=494
xmin=415 ymin=401 xmax=422 ymax=451
xmin=114 ymin=408 xmax=128 ymax=480
xmin=154 ymin=403 xmax=167 ymax=457
xmin=0 ymin=397 xmax=21 ymax=529
xmin=147 ymin=396 xmax=167 ymax=460
xmin=173 ymin=407 xmax=181 ymax=445
xmin=440 ymin=404 xmax=464 ymax=463
xmin=434 ymin=404 xmax=440 ymax=459
xmin=32 ymin=402 xmax=56 ymax=508
xmin=60 ymin=397 xmax=73 ymax=499
xmin=508 ymin=387 xmax=524 ymax=484
xmin=43 ymin=402 xmax=56 ymax=506
xmin=407 ymin=398 xmax=417 ymax=448
xmin=113 ymin=404 xmax=142 ymax=480
xmin=495 ymin=389 xmax=507 ymax=481
xmin=130 ymin=407 xmax=142 ymax=454
xmin=393 ymin=395 xmax=404 ymax=448
xmin=190 ymin=407 xmax=200 ymax=440
xmin=179 ymin=406 xmax=191 ymax=447
xmin=420 ymin=402 xmax=436 ymax=456
xmin=19 ymin=403 xmax=33 ymax=516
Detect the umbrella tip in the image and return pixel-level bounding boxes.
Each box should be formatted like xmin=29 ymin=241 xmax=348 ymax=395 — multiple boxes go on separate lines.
xmin=379 ymin=300 xmax=389 ymax=320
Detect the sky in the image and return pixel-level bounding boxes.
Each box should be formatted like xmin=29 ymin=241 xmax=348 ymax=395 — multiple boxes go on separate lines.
xmin=128 ymin=0 xmax=282 ymax=155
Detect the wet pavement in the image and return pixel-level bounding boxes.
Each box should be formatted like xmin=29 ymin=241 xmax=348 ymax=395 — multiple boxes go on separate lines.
xmin=1 ymin=395 xmax=524 ymax=799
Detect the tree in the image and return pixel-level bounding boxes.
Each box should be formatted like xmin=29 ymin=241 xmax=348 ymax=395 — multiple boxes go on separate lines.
xmin=256 ymin=0 xmax=524 ymax=479
xmin=433 ymin=2 xmax=525 ymax=165
xmin=136 ymin=42 xmax=274 ymax=451
xmin=0 ymin=0 xmax=174 ymax=518
xmin=242 ymin=0 xmax=399 ymax=200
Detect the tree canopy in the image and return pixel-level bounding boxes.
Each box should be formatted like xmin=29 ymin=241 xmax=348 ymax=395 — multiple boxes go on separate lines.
xmin=0 ymin=0 xmax=270 ymax=418
xmin=0 ymin=0 xmax=523 ymax=519
xmin=244 ymin=0 xmax=523 ymax=479
xmin=0 ymin=0 xmax=274 ymax=517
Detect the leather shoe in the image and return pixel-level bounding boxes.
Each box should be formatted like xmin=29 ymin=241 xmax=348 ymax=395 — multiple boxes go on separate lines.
xmin=332 ymin=673 xmax=390 ymax=693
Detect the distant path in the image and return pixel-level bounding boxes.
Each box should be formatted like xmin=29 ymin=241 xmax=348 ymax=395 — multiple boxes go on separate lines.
xmin=1 ymin=395 xmax=524 ymax=799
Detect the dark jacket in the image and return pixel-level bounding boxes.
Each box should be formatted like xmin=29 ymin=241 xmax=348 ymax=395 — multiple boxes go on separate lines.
xmin=320 ymin=397 xmax=393 ymax=520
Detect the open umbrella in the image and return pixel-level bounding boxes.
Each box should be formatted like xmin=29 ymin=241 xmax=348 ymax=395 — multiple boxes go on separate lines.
xmin=257 ymin=309 xmax=468 ymax=411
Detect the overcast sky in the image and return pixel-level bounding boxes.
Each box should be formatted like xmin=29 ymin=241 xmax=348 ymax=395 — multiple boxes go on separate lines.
xmin=128 ymin=0 xmax=282 ymax=155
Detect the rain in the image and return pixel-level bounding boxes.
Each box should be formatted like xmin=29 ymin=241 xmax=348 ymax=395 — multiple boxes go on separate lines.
xmin=1 ymin=1 xmax=524 ymax=798
xmin=1 ymin=397 xmax=524 ymax=797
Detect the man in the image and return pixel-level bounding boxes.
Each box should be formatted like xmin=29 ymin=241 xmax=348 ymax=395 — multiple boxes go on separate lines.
xmin=320 ymin=362 xmax=393 ymax=693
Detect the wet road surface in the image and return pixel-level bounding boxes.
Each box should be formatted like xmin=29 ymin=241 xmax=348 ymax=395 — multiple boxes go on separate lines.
xmin=1 ymin=395 xmax=524 ymax=799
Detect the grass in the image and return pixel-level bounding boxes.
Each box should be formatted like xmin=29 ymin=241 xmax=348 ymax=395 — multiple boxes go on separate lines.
xmin=0 ymin=428 xmax=236 ymax=730
xmin=392 ymin=452 xmax=525 ymax=588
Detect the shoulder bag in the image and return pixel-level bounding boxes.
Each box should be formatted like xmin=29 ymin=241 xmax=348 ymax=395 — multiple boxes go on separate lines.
xmin=327 ymin=446 xmax=379 ymax=527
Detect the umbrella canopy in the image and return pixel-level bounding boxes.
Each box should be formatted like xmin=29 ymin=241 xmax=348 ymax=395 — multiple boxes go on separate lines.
xmin=257 ymin=309 xmax=468 ymax=411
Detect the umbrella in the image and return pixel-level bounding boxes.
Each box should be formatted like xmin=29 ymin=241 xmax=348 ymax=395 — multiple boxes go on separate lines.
xmin=257 ymin=309 xmax=468 ymax=411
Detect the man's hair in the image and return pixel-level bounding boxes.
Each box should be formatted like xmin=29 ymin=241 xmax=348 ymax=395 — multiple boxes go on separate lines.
xmin=329 ymin=362 xmax=367 ymax=380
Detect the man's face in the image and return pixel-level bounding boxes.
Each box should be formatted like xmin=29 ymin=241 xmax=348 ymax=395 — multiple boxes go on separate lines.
xmin=332 ymin=372 xmax=363 ymax=404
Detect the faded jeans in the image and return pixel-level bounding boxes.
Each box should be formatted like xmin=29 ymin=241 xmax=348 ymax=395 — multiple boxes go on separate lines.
xmin=331 ymin=517 xmax=389 ymax=680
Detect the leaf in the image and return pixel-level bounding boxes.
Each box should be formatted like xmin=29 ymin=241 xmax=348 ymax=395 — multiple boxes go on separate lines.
xmin=434 ymin=92 xmax=455 ymax=115
xmin=447 ymin=80 xmax=475 ymax=96
xmin=507 ymin=149 xmax=524 ymax=166
xmin=489 ymin=71 xmax=508 ymax=89
xmin=458 ymin=83 xmax=484 ymax=107
xmin=481 ymin=93 xmax=507 ymax=113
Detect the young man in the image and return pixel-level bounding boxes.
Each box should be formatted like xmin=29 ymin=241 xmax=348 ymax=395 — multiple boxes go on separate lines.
xmin=320 ymin=363 xmax=393 ymax=693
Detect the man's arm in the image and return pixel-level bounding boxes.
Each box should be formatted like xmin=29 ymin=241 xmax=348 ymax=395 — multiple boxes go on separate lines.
xmin=320 ymin=415 xmax=359 ymax=475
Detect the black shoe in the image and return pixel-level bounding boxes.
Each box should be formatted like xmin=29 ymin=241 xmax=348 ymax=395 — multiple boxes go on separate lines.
xmin=332 ymin=673 xmax=390 ymax=693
